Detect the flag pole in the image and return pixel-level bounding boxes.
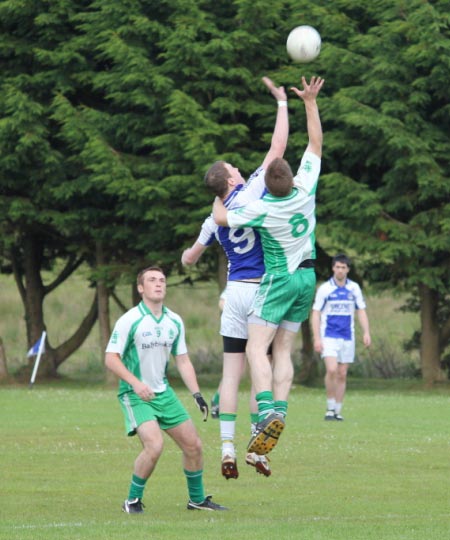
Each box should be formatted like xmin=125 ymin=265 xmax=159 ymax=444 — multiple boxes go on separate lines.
xmin=29 ymin=331 xmax=47 ymax=389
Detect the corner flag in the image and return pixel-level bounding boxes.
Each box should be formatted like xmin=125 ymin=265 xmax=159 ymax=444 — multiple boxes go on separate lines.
xmin=27 ymin=333 xmax=46 ymax=357
xmin=28 ymin=331 xmax=47 ymax=388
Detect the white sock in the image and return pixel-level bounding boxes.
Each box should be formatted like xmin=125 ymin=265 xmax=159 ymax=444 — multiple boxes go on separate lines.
xmin=327 ymin=398 xmax=336 ymax=411
xmin=335 ymin=402 xmax=342 ymax=414
xmin=220 ymin=420 xmax=235 ymax=442
xmin=222 ymin=441 xmax=235 ymax=458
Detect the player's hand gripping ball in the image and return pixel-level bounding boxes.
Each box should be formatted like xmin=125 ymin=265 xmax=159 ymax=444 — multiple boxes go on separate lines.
xmin=286 ymin=25 xmax=321 ymax=63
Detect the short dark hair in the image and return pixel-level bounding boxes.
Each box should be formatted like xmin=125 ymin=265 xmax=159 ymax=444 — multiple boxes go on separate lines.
xmin=137 ymin=266 xmax=165 ymax=287
xmin=265 ymin=158 xmax=294 ymax=197
xmin=332 ymin=253 xmax=351 ymax=267
xmin=204 ymin=161 xmax=229 ymax=198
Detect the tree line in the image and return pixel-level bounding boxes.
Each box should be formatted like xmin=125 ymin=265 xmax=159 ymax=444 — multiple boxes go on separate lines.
xmin=0 ymin=0 xmax=449 ymax=383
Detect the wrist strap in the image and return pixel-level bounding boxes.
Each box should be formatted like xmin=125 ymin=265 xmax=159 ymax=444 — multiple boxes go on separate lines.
xmin=277 ymin=100 xmax=288 ymax=107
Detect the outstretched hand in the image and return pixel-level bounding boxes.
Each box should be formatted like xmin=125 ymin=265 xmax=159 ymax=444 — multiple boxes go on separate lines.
xmin=291 ymin=76 xmax=325 ymax=102
xmin=262 ymin=76 xmax=287 ymax=102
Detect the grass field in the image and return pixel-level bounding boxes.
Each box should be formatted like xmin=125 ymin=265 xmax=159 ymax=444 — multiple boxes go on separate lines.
xmin=1 ymin=380 xmax=449 ymax=540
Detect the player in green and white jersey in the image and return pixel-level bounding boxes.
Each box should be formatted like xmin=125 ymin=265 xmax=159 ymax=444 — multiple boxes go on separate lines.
xmin=105 ymin=266 xmax=227 ymax=514
xmin=213 ymin=75 xmax=324 ymax=456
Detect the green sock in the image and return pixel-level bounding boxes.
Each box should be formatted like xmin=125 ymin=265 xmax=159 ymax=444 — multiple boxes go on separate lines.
xmin=250 ymin=412 xmax=259 ymax=424
xmin=128 ymin=474 xmax=147 ymax=500
xmin=218 ymin=412 xmax=237 ymax=421
xmin=256 ymin=391 xmax=274 ymax=420
xmin=184 ymin=469 xmax=205 ymax=503
xmin=212 ymin=391 xmax=220 ymax=406
xmin=274 ymin=400 xmax=288 ymax=418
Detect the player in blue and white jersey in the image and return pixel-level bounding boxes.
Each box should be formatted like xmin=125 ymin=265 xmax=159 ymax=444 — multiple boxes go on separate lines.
xmin=181 ymin=76 xmax=289 ymax=479
xmin=213 ymin=76 xmax=324 ymax=458
xmin=311 ymin=254 xmax=371 ymax=421
xmin=105 ymin=266 xmax=227 ymax=514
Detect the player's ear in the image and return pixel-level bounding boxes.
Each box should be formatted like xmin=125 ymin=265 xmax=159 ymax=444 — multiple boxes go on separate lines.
xmin=137 ymin=284 xmax=144 ymax=296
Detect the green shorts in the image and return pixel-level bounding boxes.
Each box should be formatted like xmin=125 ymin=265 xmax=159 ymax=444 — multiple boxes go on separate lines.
xmin=118 ymin=385 xmax=190 ymax=436
xmin=251 ymin=267 xmax=316 ymax=325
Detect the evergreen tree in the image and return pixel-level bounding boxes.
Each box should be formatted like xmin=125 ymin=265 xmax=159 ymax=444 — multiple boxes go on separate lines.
xmin=311 ymin=0 xmax=450 ymax=383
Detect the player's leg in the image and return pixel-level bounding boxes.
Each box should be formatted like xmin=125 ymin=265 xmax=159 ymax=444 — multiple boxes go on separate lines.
xmin=324 ymin=354 xmax=338 ymax=419
xmin=218 ymin=282 xmax=257 ymax=478
xmin=246 ymin=323 xmax=277 ymax=397
xmin=118 ymin=393 xmax=164 ymax=514
xmin=246 ymin=373 xmax=272 ymax=476
xmin=122 ymin=421 xmax=164 ymax=513
xmin=246 ymin=321 xmax=285 ymax=455
xmin=272 ymin=326 xmax=297 ymax=401
xmin=211 ymin=380 xmax=221 ymax=419
xmin=334 ymin=340 xmax=354 ymax=419
xmin=219 ymin=347 xmax=246 ymax=479
xmin=167 ymin=418 xmax=203 ymax=471
xmin=334 ymin=362 xmax=349 ymax=419
xmin=168 ymin=419 xmax=227 ymax=511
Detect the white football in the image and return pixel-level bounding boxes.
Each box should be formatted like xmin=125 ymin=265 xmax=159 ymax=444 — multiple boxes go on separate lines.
xmin=286 ymin=25 xmax=321 ymax=63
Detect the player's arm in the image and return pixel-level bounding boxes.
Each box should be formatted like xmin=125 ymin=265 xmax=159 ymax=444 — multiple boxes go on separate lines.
xmin=212 ymin=197 xmax=229 ymax=226
xmin=311 ymin=309 xmax=323 ymax=353
xmin=105 ymin=352 xmax=155 ymax=401
xmin=175 ymin=353 xmax=209 ymax=421
xmin=181 ymin=215 xmax=216 ymax=265
xmin=291 ymin=76 xmax=324 ymax=158
xmin=356 ymin=309 xmax=371 ymax=347
xmin=261 ymin=76 xmax=289 ymax=170
xmin=175 ymin=353 xmax=201 ymax=394
xmin=181 ymin=241 xmax=208 ymax=265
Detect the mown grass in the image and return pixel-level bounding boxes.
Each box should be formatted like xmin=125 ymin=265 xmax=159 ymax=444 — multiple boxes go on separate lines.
xmin=1 ymin=381 xmax=449 ymax=540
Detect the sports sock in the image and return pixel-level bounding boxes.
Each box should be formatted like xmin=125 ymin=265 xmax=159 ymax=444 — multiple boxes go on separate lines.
xmin=211 ymin=391 xmax=220 ymax=406
xmin=128 ymin=474 xmax=147 ymax=500
xmin=327 ymin=398 xmax=336 ymax=411
xmin=250 ymin=413 xmax=259 ymax=436
xmin=274 ymin=400 xmax=288 ymax=418
xmin=255 ymin=391 xmax=274 ymax=421
xmin=184 ymin=469 xmax=205 ymax=504
xmin=219 ymin=413 xmax=236 ymax=442
xmin=335 ymin=402 xmax=342 ymax=414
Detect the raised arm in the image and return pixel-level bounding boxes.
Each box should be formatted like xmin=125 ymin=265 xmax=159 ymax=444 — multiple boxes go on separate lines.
xmin=291 ymin=76 xmax=324 ymax=158
xmin=261 ymin=76 xmax=289 ymax=169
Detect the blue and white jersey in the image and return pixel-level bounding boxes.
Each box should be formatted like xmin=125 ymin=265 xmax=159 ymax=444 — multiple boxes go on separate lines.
xmin=197 ymin=167 xmax=266 ymax=281
xmin=312 ymin=278 xmax=366 ymax=341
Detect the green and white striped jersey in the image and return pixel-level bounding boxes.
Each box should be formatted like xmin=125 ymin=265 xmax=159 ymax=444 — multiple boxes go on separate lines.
xmin=227 ymin=151 xmax=321 ymax=275
xmin=106 ymin=301 xmax=187 ymax=395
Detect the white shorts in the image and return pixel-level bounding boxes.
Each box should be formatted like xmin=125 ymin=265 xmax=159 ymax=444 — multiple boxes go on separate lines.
xmin=220 ymin=281 xmax=260 ymax=340
xmin=321 ymin=337 xmax=355 ymax=364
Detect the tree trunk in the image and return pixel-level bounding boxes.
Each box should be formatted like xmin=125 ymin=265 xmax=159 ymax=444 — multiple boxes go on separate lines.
xmin=132 ymin=281 xmax=140 ymax=307
xmin=419 ymin=283 xmax=446 ymax=384
xmin=0 ymin=337 xmax=9 ymax=381
xmin=96 ymin=241 xmax=116 ymax=384
xmin=12 ymin=232 xmax=98 ymax=379
xmin=13 ymin=236 xmax=49 ymax=375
